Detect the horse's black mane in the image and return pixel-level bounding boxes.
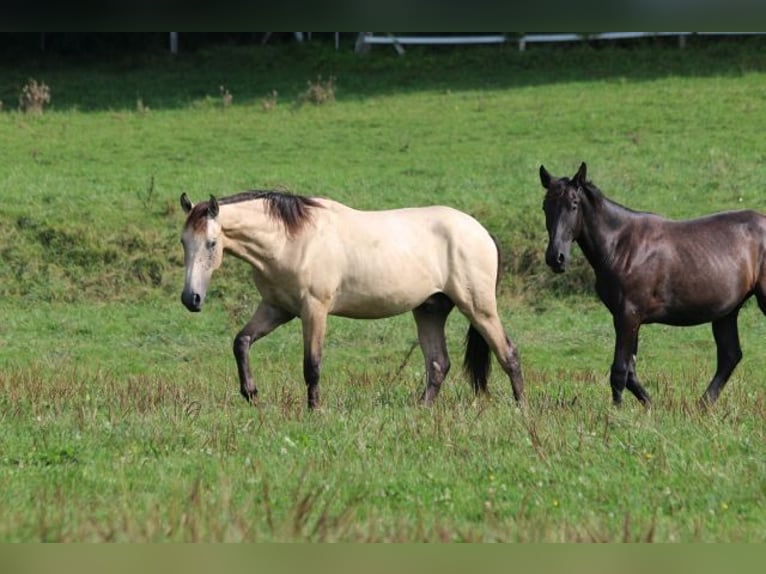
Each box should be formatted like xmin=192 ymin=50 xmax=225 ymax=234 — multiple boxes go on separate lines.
xmin=580 ymin=179 xmax=602 ymax=198
xmin=579 ymin=179 xmax=652 ymax=218
xmin=190 ymin=190 xmax=322 ymax=235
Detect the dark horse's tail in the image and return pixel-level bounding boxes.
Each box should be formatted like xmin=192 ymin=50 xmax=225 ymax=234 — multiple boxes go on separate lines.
xmin=463 ymin=234 xmax=501 ymax=394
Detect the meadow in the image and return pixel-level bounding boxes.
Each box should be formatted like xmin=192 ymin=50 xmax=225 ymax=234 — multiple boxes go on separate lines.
xmin=0 ymin=37 xmax=764 ymax=541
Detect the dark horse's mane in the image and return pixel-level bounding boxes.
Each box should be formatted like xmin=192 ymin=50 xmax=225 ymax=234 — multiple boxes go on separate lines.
xmin=188 ymin=190 xmax=322 ymax=235
xmin=578 ymin=178 xmax=648 ymax=218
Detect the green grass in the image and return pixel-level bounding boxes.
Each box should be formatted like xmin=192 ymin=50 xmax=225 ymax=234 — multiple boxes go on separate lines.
xmin=1 ymin=39 xmax=765 ymax=541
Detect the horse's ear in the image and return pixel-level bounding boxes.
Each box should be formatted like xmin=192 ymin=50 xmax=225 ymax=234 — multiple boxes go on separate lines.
xmin=207 ymin=195 xmax=219 ymax=219
xmin=539 ymin=165 xmax=551 ymax=189
xmin=180 ymin=192 xmax=194 ymax=214
xmin=574 ymin=162 xmax=587 ymax=186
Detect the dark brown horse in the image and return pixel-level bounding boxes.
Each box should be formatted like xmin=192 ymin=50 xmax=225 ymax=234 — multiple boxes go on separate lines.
xmin=540 ymin=162 xmax=766 ymax=407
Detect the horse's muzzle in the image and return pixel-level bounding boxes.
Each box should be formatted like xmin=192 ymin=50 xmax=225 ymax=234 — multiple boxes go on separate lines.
xmin=546 ymin=251 xmax=567 ymax=273
xmin=181 ymin=291 xmax=203 ymax=312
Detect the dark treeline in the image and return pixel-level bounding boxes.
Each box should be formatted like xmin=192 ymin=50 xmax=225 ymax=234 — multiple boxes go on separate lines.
xmin=0 ymin=33 xmax=344 ymax=59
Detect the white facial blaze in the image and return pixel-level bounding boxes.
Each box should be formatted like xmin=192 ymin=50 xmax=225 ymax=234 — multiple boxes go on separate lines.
xmin=181 ymin=218 xmax=223 ymax=309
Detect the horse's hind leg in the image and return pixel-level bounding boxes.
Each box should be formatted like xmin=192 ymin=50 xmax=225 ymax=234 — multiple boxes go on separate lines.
xmin=465 ymin=311 xmax=524 ymax=403
xmin=701 ymin=310 xmax=742 ymax=406
xmin=234 ymin=302 xmax=295 ymax=402
xmin=413 ymin=294 xmax=454 ymax=405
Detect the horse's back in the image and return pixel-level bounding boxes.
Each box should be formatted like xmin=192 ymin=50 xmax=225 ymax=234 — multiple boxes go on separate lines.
xmin=321 ymin=200 xmax=495 ymax=255
xmin=678 ymin=208 xmax=766 ymax=229
xmin=310 ymin=200 xmax=499 ymax=317
xmin=628 ymin=209 xmax=766 ymax=250
xmin=664 ymin=209 xmax=766 ymax=255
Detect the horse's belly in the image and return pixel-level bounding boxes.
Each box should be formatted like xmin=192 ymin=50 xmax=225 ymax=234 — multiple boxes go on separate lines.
xmin=330 ymin=275 xmax=439 ymax=318
xmin=646 ymin=308 xmax=727 ymax=327
xmin=330 ymin=291 xmax=432 ymax=319
xmin=329 ymin=259 xmax=443 ymax=318
xmin=644 ymin=284 xmax=747 ymax=326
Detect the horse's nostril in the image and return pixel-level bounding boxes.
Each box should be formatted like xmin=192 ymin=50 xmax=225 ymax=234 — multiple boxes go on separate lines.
xmin=557 ymin=253 xmax=565 ymax=264
xmin=182 ymin=291 xmax=203 ymax=312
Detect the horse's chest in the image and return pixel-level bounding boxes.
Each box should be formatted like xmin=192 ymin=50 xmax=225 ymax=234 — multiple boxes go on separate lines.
xmin=251 ymin=270 xmax=303 ymax=314
xmin=595 ymin=272 xmax=643 ymax=315
xmin=595 ymin=278 xmax=621 ymax=311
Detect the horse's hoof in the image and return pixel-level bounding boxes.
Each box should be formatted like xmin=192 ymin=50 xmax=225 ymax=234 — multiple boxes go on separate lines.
xmin=697 ymin=396 xmax=715 ymax=412
xmin=641 ymin=402 xmax=653 ymax=413
xmin=418 ymin=388 xmax=438 ymax=407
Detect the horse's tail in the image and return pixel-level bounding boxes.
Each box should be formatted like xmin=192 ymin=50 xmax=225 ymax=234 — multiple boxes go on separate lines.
xmin=464 ymin=325 xmax=491 ymax=394
xmin=463 ymin=233 xmax=501 ymax=394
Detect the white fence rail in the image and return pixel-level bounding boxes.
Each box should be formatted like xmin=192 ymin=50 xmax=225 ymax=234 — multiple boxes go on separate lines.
xmin=356 ymin=32 xmax=763 ymax=53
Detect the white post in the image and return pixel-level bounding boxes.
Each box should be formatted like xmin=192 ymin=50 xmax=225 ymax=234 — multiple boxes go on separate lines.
xmin=355 ymin=32 xmax=370 ymax=53
xmin=170 ymin=32 xmax=178 ymax=55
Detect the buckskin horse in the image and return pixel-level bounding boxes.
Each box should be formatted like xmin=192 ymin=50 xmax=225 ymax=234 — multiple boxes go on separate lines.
xmin=540 ymin=162 xmax=766 ymax=407
xmin=180 ymin=190 xmax=524 ymax=409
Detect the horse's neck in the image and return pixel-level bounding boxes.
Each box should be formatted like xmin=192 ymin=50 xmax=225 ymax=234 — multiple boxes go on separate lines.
xmin=577 ymin=193 xmax=633 ymax=271
xmin=219 ymin=202 xmax=287 ymax=267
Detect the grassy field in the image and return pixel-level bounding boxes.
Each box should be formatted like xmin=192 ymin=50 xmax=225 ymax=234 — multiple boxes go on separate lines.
xmin=0 ymin=38 xmax=765 ymax=541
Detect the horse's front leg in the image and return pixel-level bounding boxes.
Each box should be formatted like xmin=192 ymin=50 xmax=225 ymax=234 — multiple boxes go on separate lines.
xmin=611 ymin=313 xmax=640 ymax=406
xmin=625 ymin=335 xmax=652 ymax=407
xmin=301 ymin=300 xmax=329 ymax=410
xmin=233 ymin=302 xmax=294 ymax=403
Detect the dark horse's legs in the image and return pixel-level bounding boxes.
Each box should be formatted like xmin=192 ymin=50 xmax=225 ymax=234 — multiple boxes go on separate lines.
xmin=701 ymin=309 xmax=742 ymax=406
xmin=610 ymin=313 xmax=651 ymax=407
xmin=626 ymin=336 xmax=652 ymax=406
xmin=233 ymin=302 xmax=295 ymax=402
xmin=413 ymin=294 xmax=455 ymax=405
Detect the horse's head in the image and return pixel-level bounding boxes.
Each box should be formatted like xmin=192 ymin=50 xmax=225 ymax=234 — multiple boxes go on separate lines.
xmin=539 ymin=162 xmax=588 ymax=273
xmin=179 ymin=193 xmax=224 ymax=312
